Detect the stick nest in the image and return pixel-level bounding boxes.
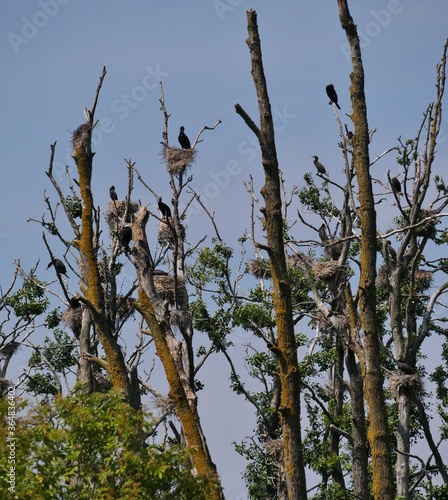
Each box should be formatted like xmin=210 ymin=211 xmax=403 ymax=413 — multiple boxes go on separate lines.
xmin=170 ymin=309 xmax=192 ymax=330
xmin=62 ymin=308 xmax=82 ymax=332
xmin=154 ymin=394 xmax=175 ymax=415
xmin=158 ymin=221 xmax=186 ymax=247
xmin=415 ymin=269 xmax=433 ymax=289
xmin=313 ymin=261 xmax=340 ymax=280
xmin=153 ymin=274 xmax=188 ymax=306
xmin=247 ymin=259 xmax=272 ymax=279
xmin=162 ymin=146 xmax=197 ymax=175
xmin=105 ymin=201 xmax=139 ymax=227
xmin=389 ymin=373 xmax=423 ymax=395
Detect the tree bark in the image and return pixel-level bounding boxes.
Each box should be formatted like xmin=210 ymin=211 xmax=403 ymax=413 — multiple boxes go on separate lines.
xmin=131 ymin=206 xmax=224 ymax=500
xmin=236 ymin=9 xmax=307 ymax=499
xmin=337 ymin=1 xmax=395 ymax=498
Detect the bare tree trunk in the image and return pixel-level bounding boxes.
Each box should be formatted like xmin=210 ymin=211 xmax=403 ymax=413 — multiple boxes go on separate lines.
xmin=132 ymin=206 xmax=224 ymax=500
xmin=235 ymin=9 xmax=307 ymax=499
xmin=337 ymin=2 xmax=395 ymax=498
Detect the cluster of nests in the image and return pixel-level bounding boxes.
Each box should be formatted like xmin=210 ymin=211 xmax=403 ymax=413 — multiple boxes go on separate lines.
xmin=162 ymin=145 xmax=197 ymax=176
xmin=247 ymin=253 xmax=342 ymax=282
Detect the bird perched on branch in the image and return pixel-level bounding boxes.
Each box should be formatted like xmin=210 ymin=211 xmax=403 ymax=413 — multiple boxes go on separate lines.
xmin=396 ymin=356 xmax=415 ymax=375
xmin=318 ymin=224 xmax=327 ymax=242
xmin=178 ymin=126 xmax=191 ymax=149
xmin=47 ymin=258 xmax=69 ymax=278
xmin=311 ymin=156 xmax=327 ymax=175
xmin=386 ymin=240 xmax=397 ymax=265
xmin=390 ymin=177 xmax=402 ymax=195
xmin=326 ymin=84 xmax=341 ymax=110
xmin=158 ymin=197 xmax=172 ymax=218
xmin=109 ymin=186 xmax=118 ymax=201
xmin=344 ymin=124 xmax=353 ymax=140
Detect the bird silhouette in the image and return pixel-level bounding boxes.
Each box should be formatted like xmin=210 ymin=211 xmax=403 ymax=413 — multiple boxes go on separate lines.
xmin=326 ymin=84 xmax=341 ymax=110
xmin=390 ymin=177 xmax=402 ymax=195
xmin=109 ymin=186 xmax=118 ymax=201
xmin=311 ymin=156 xmax=327 ymax=175
xmin=396 ymin=356 xmax=415 ymax=375
xmin=120 ymin=226 xmax=132 ymax=249
xmin=158 ymin=197 xmax=172 ymax=218
xmin=318 ymin=224 xmax=327 ymax=242
xmin=178 ymin=126 xmax=191 ymax=149
xmin=47 ymin=258 xmax=69 ymax=278
xmin=386 ymin=240 xmax=397 ymax=265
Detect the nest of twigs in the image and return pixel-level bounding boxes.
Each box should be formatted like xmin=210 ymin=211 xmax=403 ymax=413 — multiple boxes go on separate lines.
xmin=162 ymin=146 xmax=197 ymax=175
xmin=415 ymin=269 xmax=433 ymax=289
xmin=247 ymin=259 xmax=272 ymax=279
xmin=389 ymin=373 xmax=422 ymax=396
xmin=170 ymin=309 xmax=192 ymax=330
xmin=154 ymin=394 xmax=175 ymax=415
xmin=376 ymin=264 xmax=391 ymax=288
xmin=158 ymin=221 xmax=186 ymax=247
xmin=105 ymin=200 xmax=139 ymax=227
xmin=287 ymin=253 xmax=313 ymax=269
xmin=0 ymin=342 xmax=21 ymax=358
xmin=62 ymin=307 xmax=82 ymax=332
xmin=153 ymin=274 xmax=188 ymax=306
xmin=265 ymin=438 xmax=283 ymax=459
xmin=71 ymin=123 xmax=91 ymax=149
xmin=313 ymin=261 xmax=340 ymax=280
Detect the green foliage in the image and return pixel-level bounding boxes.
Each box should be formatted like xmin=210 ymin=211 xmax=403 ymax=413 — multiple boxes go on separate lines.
xmin=65 ymin=195 xmax=82 ymax=219
xmin=0 ymin=390 xmax=215 ymax=499
xmin=45 ymin=307 xmax=62 ymax=329
xmin=4 ymin=274 xmax=49 ymax=318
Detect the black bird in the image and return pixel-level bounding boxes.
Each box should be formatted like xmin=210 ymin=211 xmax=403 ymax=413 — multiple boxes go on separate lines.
xmin=47 ymin=258 xmax=69 ymax=278
xmin=69 ymin=297 xmax=81 ymax=309
xmin=120 ymin=226 xmax=132 ymax=248
xmin=390 ymin=177 xmax=401 ymax=195
xmin=386 ymin=240 xmax=397 ymax=265
xmin=344 ymin=124 xmax=353 ymax=140
xmin=326 ymin=84 xmax=341 ymax=110
xmin=396 ymin=356 xmax=415 ymax=375
xmin=178 ymin=126 xmax=191 ymax=149
xmin=318 ymin=224 xmax=327 ymax=242
xmin=311 ymin=156 xmax=327 ymax=175
xmin=158 ymin=197 xmax=172 ymax=218
xmin=109 ymin=186 xmax=118 ymax=201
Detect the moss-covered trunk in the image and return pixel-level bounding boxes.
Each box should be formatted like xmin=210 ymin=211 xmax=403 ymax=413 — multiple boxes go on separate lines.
xmin=337 ymin=1 xmax=394 ymax=498
xmin=236 ymin=9 xmax=307 ymax=499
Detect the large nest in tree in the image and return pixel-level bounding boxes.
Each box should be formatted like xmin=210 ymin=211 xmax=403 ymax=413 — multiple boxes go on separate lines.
xmin=170 ymin=309 xmax=192 ymax=331
xmin=92 ymin=371 xmax=112 ymax=393
xmin=388 ymin=373 xmax=423 ymax=396
xmin=158 ymin=220 xmax=186 ymax=248
xmin=247 ymin=259 xmax=271 ymax=279
xmin=71 ymin=123 xmax=91 ymax=149
xmin=313 ymin=261 xmax=340 ymax=280
xmin=376 ymin=264 xmax=391 ymax=288
xmin=415 ymin=269 xmax=433 ymax=289
xmin=0 ymin=341 xmax=21 ymax=358
xmin=162 ymin=146 xmax=197 ymax=175
xmin=105 ymin=200 xmax=139 ymax=227
xmin=62 ymin=307 xmax=82 ymax=332
xmin=153 ymin=274 xmax=188 ymax=306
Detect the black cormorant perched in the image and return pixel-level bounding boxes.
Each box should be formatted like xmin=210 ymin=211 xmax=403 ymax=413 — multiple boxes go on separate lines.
xmin=158 ymin=197 xmax=172 ymax=218
xmin=325 ymin=84 xmax=341 ymax=110
xmin=396 ymin=357 xmax=415 ymax=375
xmin=69 ymin=297 xmax=81 ymax=309
xmin=344 ymin=124 xmax=353 ymax=140
xmin=178 ymin=126 xmax=191 ymax=149
xmin=311 ymin=156 xmax=327 ymax=175
xmin=47 ymin=258 xmax=69 ymax=277
xmin=120 ymin=226 xmax=132 ymax=248
xmin=318 ymin=224 xmax=327 ymax=242
xmin=109 ymin=186 xmax=118 ymax=201
xmin=390 ymin=177 xmax=401 ymax=195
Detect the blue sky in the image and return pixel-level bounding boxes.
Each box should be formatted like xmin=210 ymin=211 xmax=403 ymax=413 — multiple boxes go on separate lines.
xmin=1 ymin=1 xmax=448 ymax=498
